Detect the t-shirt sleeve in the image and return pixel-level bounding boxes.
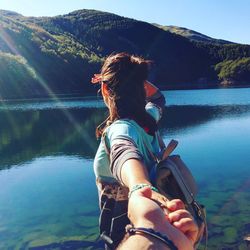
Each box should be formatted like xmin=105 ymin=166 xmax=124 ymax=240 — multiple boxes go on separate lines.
xmin=107 ymin=122 xmax=144 ymax=185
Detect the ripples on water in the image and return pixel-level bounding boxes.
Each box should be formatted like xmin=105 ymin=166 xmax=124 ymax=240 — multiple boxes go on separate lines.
xmin=0 ymin=88 xmax=250 ymax=249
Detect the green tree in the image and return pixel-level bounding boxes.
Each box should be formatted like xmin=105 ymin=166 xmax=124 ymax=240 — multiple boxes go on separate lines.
xmin=215 ymin=57 xmax=250 ymax=82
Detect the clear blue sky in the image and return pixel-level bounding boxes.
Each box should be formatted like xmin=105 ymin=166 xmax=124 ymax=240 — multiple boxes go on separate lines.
xmin=1 ymin=0 xmax=249 ymax=44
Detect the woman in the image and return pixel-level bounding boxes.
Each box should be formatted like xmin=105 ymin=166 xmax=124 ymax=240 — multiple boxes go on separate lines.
xmin=92 ymin=52 xmax=197 ymax=249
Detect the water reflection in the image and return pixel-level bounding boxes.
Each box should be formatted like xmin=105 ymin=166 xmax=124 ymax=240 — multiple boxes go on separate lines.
xmin=1 ymin=101 xmax=250 ymax=249
xmin=1 ymin=105 xmax=250 ymax=169
xmin=0 ymin=108 xmax=105 ymax=169
xmin=160 ymin=104 xmax=250 ymax=133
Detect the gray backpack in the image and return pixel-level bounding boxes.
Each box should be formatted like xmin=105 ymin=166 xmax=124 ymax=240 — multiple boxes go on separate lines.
xmin=147 ymin=137 xmax=208 ymax=248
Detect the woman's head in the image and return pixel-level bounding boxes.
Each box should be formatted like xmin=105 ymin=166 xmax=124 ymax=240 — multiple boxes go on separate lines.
xmin=101 ymin=52 xmax=149 ymax=90
xmin=95 ymin=52 xmax=157 ymax=137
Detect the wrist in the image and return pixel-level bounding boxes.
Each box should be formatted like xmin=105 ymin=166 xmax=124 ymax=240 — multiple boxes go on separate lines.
xmin=128 ymin=180 xmax=151 ymax=190
xmin=128 ymin=183 xmax=159 ymax=198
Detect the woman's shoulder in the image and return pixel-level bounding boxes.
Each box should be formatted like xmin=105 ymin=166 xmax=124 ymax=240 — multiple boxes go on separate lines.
xmin=105 ymin=119 xmax=144 ymax=143
xmin=106 ymin=119 xmax=139 ymax=130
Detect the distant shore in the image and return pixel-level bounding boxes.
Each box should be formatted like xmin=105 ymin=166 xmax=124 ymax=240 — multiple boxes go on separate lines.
xmin=1 ymin=82 xmax=250 ymax=102
xmin=159 ymin=80 xmax=250 ymax=90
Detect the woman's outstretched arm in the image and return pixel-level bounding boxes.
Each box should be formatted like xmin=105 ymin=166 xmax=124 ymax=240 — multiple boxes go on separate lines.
xmin=121 ymin=159 xmax=151 ymax=189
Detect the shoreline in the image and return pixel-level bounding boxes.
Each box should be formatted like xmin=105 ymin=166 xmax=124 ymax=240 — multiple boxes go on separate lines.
xmin=1 ymin=84 xmax=250 ymax=102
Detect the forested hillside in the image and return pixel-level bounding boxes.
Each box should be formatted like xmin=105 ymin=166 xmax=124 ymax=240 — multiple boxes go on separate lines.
xmin=0 ymin=9 xmax=249 ymax=99
xmin=154 ymin=24 xmax=234 ymax=44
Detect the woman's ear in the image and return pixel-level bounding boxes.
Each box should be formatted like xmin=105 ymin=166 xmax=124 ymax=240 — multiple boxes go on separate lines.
xmin=101 ymin=82 xmax=109 ymax=96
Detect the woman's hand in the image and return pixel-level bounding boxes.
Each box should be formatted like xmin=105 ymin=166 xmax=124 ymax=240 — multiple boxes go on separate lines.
xmin=146 ymin=191 xmax=199 ymax=244
xmin=150 ymin=190 xmax=170 ymax=215
xmin=128 ymin=187 xmax=196 ymax=250
xmin=128 ymin=187 xmax=168 ymax=229
xmin=167 ymin=199 xmax=199 ymax=245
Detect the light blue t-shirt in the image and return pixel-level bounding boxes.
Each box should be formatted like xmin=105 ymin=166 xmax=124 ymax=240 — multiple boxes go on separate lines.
xmin=93 ymin=102 xmax=162 ymax=183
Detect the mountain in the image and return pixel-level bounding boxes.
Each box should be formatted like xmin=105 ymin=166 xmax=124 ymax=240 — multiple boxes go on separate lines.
xmin=153 ymin=24 xmax=234 ymax=44
xmin=0 ymin=10 xmax=103 ymax=99
xmin=0 ymin=10 xmax=22 ymax=17
xmin=0 ymin=9 xmax=249 ymax=99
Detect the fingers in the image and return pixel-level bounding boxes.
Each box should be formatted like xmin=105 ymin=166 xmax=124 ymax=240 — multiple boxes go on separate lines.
xmin=131 ymin=190 xmax=199 ymax=244
xmin=168 ymin=209 xmax=192 ymax=223
xmin=173 ymin=217 xmax=196 ymax=231
xmin=168 ymin=209 xmax=198 ymax=243
xmin=167 ymin=199 xmax=185 ymax=211
xmin=173 ymin=218 xmax=198 ymax=243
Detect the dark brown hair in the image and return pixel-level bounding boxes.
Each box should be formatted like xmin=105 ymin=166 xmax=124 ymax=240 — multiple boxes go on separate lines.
xmin=96 ymin=52 xmax=157 ymax=137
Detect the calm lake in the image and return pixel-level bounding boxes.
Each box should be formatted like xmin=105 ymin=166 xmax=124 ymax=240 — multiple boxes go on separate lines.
xmin=0 ymin=88 xmax=250 ymax=250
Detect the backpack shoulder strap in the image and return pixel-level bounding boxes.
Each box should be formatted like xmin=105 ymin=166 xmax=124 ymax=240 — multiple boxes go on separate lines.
xmin=144 ymin=131 xmax=178 ymax=163
xmin=161 ymin=139 xmax=178 ymax=161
